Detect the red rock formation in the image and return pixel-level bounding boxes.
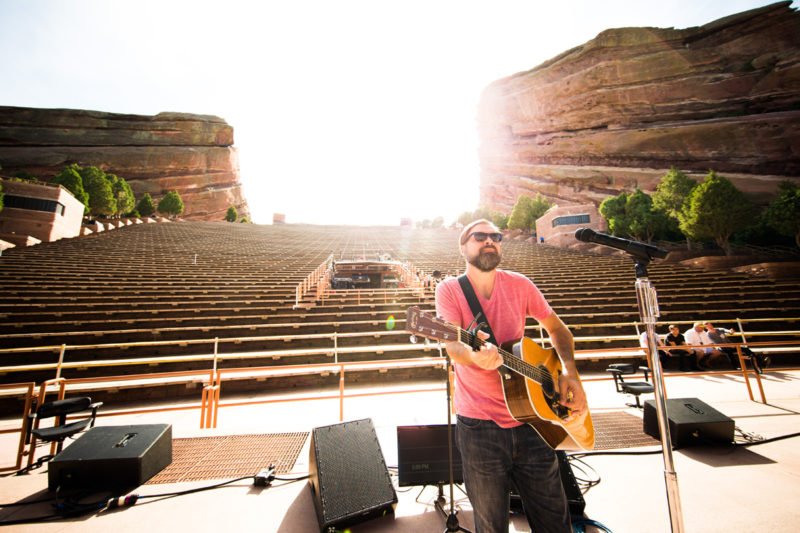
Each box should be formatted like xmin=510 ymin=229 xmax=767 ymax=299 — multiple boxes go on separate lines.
xmin=0 ymin=107 xmax=249 ymax=221
xmin=478 ymin=1 xmax=800 ymax=213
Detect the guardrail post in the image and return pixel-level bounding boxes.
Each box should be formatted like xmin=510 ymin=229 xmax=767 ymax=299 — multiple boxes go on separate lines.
xmin=734 ymin=320 xmax=767 ymax=403
xmin=213 ymin=337 xmax=219 ymax=375
xmin=201 ymin=386 xmax=211 ymax=428
xmin=333 ymin=332 xmax=338 ymax=364
xmin=339 ymin=364 xmax=345 ymax=422
xmin=736 ymin=345 xmax=756 ymax=402
xmin=55 ymin=344 xmax=67 ymax=380
xmin=200 ymin=338 xmax=221 ymax=429
xmin=212 ymin=384 xmax=220 ymax=428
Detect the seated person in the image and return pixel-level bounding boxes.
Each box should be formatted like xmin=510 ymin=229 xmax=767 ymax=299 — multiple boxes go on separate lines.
xmin=664 ymin=324 xmax=701 ymax=371
xmin=703 ymin=322 xmax=740 ymax=370
xmin=639 ymin=330 xmax=669 ymax=366
xmin=704 ymin=322 xmax=770 ymax=373
xmin=684 ymin=322 xmax=725 ymax=369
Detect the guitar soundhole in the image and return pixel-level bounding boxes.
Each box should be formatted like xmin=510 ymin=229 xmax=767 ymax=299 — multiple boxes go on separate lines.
xmin=539 ymin=364 xmax=556 ymax=398
xmin=538 ymin=364 xmax=570 ymax=420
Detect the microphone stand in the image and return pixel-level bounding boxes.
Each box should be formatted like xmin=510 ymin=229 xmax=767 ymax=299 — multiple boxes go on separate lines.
xmin=632 ymin=255 xmax=685 ymax=533
xmin=435 ymin=342 xmax=472 ymax=533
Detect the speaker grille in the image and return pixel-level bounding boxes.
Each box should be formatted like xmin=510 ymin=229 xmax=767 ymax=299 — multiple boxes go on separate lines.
xmin=310 ymin=419 xmax=396 ymax=527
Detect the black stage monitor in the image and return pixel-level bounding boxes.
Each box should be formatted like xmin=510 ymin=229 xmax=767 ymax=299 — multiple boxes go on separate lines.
xmin=397 ymin=424 xmax=462 ymax=487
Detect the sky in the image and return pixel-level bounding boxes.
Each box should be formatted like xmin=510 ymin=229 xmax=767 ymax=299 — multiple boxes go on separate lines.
xmin=0 ymin=0 xmax=792 ymax=225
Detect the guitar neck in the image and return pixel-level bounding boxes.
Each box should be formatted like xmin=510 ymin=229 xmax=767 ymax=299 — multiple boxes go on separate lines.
xmin=454 ymin=327 xmax=546 ymax=386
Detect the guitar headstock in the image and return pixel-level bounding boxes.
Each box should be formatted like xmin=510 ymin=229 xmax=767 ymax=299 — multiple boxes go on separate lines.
xmin=406 ymin=306 xmax=459 ymax=343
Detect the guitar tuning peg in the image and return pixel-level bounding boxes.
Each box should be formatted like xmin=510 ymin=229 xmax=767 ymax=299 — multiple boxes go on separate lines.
xmin=409 ymin=334 xmax=417 ymax=344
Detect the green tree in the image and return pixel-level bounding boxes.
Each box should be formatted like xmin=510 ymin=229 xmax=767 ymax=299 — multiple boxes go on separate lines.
xmin=431 ymin=216 xmax=444 ymax=228
xmin=599 ymin=193 xmax=632 ymax=237
xmin=493 ymin=213 xmax=509 ymax=230
xmin=530 ymin=194 xmax=552 ymax=221
xmin=108 ymin=174 xmax=135 ymax=217
xmin=158 ymin=190 xmax=184 ymax=217
xmin=239 ymin=217 xmax=249 ymax=223
xmin=652 ymin=168 xmax=697 ymax=220
xmin=508 ymin=195 xmax=534 ymax=230
xmin=600 ymin=189 xmax=670 ymax=242
xmin=508 ymin=194 xmax=551 ymax=230
xmin=626 ymin=189 xmax=671 ymax=242
xmin=79 ymin=166 xmax=116 ymax=217
xmin=652 ymin=167 xmax=699 ymax=248
xmin=225 ymin=206 xmax=238 ymax=222
xmin=763 ymin=181 xmax=800 ymax=247
xmin=51 ymin=164 xmax=89 ymax=210
xmin=458 ymin=206 xmax=509 ymax=230
xmin=679 ymin=171 xmax=756 ymax=255
xmin=136 ymin=193 xmax=156 ymax=217
xmin=12 ymin=170 xmax=38 ymax=182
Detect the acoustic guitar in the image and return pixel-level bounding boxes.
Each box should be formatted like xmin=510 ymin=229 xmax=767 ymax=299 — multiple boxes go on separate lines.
xmin=406 ymin=306 xmax=594 ymax=451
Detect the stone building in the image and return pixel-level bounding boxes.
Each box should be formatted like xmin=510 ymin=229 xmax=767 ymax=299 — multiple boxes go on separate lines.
xmin=0 ymin=179 xmax=84 ymax=244
xmin=535 ymin=203 xmax=606 ymax=248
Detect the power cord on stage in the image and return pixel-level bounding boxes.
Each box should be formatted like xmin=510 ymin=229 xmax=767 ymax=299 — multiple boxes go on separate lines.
xmin=9 ymin=454 xmax=55 ymax=476
xmin=569 ymin=427 xmax=800 ymax=461
xmin=566 ymin=455 xmax=601 ymax=494
xmin=735 ymin=430 xmax=800 ymax=447
xmin=573 ymin=517 xmax=614 ymax=532
xmin=564 ymin=430 xmax=800 ymax=533
xmin=0 ymin=467 xmax=311 ymax=526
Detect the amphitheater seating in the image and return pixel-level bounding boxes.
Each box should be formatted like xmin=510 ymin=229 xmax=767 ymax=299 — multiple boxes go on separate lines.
xmin=0 ymin=221 xmax=798 ymax=409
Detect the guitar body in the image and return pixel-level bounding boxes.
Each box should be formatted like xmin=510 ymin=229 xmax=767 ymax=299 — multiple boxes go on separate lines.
xmin=500 ymin=337 xmax=595 ymax=451
xmin=404 ymin=306 xmax=594 ymax=451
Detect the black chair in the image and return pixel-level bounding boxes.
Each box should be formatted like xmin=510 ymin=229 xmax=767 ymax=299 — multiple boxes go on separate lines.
xmin=26 ymin=397 xmax=103 ymax=459
xmin=606 ymin=363 xmax=654 ymax=408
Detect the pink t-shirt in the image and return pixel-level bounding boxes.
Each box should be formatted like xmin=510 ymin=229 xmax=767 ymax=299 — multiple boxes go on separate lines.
xmin=435 ymin=270 xmax=553 ymax=428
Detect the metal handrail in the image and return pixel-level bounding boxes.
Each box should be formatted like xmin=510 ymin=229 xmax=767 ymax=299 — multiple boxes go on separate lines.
xmin=4 ymin=337 xmax=798 ymax=469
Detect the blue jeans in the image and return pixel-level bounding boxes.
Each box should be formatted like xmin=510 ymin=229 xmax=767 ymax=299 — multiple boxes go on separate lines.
xmin=456 ymin=415 xmax=571 ymax=533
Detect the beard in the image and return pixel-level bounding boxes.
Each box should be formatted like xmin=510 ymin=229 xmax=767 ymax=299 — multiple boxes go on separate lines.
xmin=467 ymin=246 xmax=501 ymax=272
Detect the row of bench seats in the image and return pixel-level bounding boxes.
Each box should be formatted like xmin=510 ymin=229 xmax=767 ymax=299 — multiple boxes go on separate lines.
xmin=1 ymin=221 xmax=798 ymax=406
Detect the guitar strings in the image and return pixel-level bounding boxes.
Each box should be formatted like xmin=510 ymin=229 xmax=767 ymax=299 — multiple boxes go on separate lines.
xmin=457 ymin=329 xmax=556 ymax=390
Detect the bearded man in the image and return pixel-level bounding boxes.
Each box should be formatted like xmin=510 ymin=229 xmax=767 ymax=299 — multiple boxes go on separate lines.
xmin=435 ymin=219 xmax=588 ymax=533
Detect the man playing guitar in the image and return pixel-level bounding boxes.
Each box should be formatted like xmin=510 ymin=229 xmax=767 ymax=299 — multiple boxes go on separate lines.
xmin=435 ymin=218 xmax=589 ymax=533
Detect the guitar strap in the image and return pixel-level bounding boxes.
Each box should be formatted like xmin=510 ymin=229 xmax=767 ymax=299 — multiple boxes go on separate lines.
xmin=457 ymin=274 xmax=499 ymax=347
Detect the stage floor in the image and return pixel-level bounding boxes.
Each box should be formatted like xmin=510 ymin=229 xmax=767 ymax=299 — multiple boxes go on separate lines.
xmin=1 ymin=369 xmax=799 ymax=532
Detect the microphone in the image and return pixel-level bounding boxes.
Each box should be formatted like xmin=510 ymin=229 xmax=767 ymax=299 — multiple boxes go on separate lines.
xmin=574 ymin=228 xmax=668 ymax=261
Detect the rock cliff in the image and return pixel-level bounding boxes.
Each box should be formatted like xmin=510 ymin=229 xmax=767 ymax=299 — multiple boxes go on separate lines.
xmin=478 ymin=1 xmax=800 ymax=212
xmin=0 ymin=107 xmax=249 ymax=221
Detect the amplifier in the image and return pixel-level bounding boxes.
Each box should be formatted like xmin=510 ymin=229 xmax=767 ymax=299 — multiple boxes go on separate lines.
xmin=643 ymin=398 xmax=734 ymax=446
xmin=48 ymin=424 xmax=172 ymax=491
xmin=397 ymin=424 xmax=462 ymax=486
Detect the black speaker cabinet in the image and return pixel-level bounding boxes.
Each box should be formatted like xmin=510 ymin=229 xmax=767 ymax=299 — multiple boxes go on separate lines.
xmin=309 ymin=418 xmax=397 ymax=532
xmin=643 ymin=398 xmax=734 ymax=446
xmin=396 ymin=424 xmax=462 ymax=486
xmin=48 ymin=424 xmax=172 ymax=491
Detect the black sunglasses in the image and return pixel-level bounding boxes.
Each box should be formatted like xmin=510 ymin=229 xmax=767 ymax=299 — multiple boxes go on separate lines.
xmin=469 ymin=232 xmax=503 ymax=243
